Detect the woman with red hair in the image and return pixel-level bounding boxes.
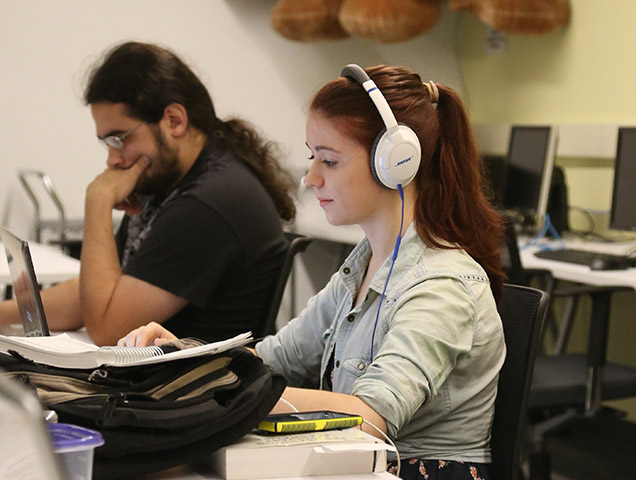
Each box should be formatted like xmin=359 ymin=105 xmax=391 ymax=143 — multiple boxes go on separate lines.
xmin=121 ymin=64 xmax=505 ymax=480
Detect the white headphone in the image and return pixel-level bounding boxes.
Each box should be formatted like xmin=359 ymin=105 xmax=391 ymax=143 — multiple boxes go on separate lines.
xmin=341 ymin=64 xmax=421 ymax=190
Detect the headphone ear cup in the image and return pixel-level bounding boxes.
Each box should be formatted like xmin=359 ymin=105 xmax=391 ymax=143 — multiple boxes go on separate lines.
xmin=369 ymin=129 xmax=386 ymax=188
xmin=371 ymin=125 xmax=421 ymax=189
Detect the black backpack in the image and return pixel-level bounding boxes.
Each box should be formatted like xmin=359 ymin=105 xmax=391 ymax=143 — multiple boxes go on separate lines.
xmin=0 ymin=346 xmax=286 ymax=479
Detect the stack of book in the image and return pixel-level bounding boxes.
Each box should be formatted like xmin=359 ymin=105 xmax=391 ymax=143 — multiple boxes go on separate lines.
xmin=208 ymin=427 xmax=394 ymax=479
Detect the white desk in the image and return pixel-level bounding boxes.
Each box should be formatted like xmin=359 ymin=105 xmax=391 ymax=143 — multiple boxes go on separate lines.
xmin=520 ymin=237 xmax=636 ymax=290
xmin=144 ymin=467 xmax=398 ymax=480
xmin=0 ymin=241 xmax=80 ymax=285
xmin=521 ymin=235 xmax=636 ymax=415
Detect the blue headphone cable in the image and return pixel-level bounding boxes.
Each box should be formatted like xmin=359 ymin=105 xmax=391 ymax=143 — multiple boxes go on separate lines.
xmin=370 ymin=184 xmax=405 ymax=362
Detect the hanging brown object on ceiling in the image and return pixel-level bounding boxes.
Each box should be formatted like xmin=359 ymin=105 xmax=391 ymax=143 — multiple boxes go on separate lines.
xmin=269 ymin=0 xmax=569 ymax=44
xmin=338 ymin=0 xmax=442 ymax=43
xmin=449 ymin=0 xmax=571 ymax=35
xmin=271 ymin=0 xmax=349 ymax=42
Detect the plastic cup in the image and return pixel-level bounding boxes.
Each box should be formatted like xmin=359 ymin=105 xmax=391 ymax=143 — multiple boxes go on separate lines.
xmin=48 ymin=423 xmax=104 ymax=480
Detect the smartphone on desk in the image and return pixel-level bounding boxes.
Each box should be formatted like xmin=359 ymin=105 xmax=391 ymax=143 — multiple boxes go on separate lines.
xmin=258 ymin=410 xmax=363 ymax=433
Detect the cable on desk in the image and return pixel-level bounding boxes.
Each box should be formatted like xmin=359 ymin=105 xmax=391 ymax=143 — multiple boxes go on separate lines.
xmin=567 ymin=207 xmax=636 ymax=243
xmin=278 ymin=397 xmax=299 ymax=413
xmin=625 ymin=246 xmax=636 ymax=257
xmin=521 ymin=214 xmax=567 ymax=251
xmin=363 ymin=419 xmax=400 ymax=478
xmin=568 ymin=205 xmax=596 ymax=236
xmin=276 ymin=398 xmax=400 ymax=477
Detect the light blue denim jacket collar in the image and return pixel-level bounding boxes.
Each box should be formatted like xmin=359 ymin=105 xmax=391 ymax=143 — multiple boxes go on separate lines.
xmin=339 ymin=221 xmax=424 ymax=303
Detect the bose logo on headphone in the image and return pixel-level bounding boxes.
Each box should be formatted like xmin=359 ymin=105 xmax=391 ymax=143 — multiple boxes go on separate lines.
xmin=341 ymin=64 xmax=421 ymax=190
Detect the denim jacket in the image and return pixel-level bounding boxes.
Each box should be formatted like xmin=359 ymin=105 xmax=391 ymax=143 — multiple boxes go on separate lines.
xmin=256 ymin=223 xmax=505 ymax=462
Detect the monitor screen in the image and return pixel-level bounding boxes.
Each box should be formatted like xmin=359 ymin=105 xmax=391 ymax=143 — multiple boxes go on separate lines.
xmin=502 ymin=126 xmax=558 ymax=229
xmin=610 ymin=127 xmax=636 ymax=231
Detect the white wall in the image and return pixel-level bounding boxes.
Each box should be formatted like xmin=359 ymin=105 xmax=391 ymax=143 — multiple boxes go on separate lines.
xmin=0 ymin=0 xmax=463 ymax=239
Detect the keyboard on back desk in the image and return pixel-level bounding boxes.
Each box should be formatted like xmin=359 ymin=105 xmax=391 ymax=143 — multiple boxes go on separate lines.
xmin=533 ymin=248 xmax=636 ymax=270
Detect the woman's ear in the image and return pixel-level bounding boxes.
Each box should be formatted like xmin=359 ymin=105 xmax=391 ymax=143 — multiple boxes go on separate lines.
xmin=161 ymin=103 xmax=189 ymax=138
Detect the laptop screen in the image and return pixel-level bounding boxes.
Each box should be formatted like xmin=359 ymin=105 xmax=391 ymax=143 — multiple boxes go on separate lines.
xmin=1 ymin=228 xmax=50 ymax=336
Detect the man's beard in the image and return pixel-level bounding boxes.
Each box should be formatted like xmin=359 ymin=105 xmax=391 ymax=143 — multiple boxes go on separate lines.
xmin=135 ymin=129 xmax=182 ymax=195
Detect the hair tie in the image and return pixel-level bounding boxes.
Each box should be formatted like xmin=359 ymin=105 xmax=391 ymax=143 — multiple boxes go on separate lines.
xmin=425 ymin=81 xmax=439 ymax=105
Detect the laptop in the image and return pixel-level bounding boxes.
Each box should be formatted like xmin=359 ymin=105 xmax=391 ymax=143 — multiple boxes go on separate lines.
xmin=1 ymin=227 xmax=50 ymax=337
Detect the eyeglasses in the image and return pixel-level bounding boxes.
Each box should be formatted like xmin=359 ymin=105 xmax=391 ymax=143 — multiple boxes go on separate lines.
xmin=99 ymin=122 xmax=144 ymax=149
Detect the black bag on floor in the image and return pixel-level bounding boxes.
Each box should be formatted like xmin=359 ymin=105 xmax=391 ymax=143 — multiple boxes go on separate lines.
xmin=0 ymin=345 xmax=286 ymax=479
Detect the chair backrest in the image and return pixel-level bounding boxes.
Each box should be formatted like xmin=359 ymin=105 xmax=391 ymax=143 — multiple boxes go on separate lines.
xmin=491 ymin=284 xmax=549 ymax=480
xmin=255 ymin=232 xmax=312 ymax=338
xmin=18 ymin=170 xmax=67 ymax=243
xmin=501 ymin=216 xmax=526 ymax=286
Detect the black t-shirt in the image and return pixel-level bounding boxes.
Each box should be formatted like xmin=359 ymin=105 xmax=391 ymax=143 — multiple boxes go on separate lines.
xmin=115 ymin=146 xmax=287 ymax=342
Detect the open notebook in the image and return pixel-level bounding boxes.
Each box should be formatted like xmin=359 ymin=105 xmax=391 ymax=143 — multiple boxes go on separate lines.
xmin=0 ymin=331 xmax=252 ymax=369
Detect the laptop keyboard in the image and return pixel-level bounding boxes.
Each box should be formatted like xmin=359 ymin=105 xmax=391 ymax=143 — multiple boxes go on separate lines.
xmin=534 ymin=248 xmax=636 ymax=269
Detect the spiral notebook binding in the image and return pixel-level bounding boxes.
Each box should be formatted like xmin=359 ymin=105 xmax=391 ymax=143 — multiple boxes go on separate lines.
xmin=101 ymin=345 xmax=164 ymax=365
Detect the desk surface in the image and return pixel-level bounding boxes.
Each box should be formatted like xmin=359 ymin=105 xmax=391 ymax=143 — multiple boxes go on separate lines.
xmin=0 ymin=241 xmax=80 ymax=285
xmin=145 ymin=468 xmax=398 ymax=480
xmin=520 ymin=237 xmax=636 ymax=290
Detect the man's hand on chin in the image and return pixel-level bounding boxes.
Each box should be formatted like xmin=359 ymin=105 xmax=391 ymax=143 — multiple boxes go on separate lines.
xmin=86 ymin=156 xmax=150 ymax=213
xmin=114 ymin=195 xmax=143 ymax=216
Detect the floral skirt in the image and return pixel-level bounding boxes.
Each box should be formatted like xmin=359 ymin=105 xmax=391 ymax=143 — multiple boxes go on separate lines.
xmin=387 ymin=458 xmax=491 ymax=480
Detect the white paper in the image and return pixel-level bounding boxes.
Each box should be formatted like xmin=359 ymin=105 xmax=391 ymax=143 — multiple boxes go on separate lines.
xmin=123 ymin=331 xmax=253 ymax=366
xmin=0 ymin=331 xmax=253 ymax=368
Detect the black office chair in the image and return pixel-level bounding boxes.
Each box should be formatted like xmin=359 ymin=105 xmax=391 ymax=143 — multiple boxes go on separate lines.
xmin=501 ymin=220 xmax=636 ymax=479
xmin=254 ymin=232 xmax=312 ymax=339
xmin=491 ymin=284 xmax=549 ymax=480
xmin=526 ymin=284 xmax=636 ymax=479
xmin=18 ymin=170 xmax=83 ymax=259
xmin=487 ymin=143 xmax=636 ymax=476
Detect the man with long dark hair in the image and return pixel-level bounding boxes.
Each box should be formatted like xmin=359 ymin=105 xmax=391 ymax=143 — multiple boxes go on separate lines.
xmin=0 ymin=42 xmax=296 ymax=345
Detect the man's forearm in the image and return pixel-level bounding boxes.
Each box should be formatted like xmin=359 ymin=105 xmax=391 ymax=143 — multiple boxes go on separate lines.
xmin=80 ymin=196 xmax=123 ymax=339
xmin=0 ymin=278 xmax=83 ymax=330
xmin=0 ymin=297 xmax=20 ymax=326
xmin=40 ymin=278 xmax=83 ymax=330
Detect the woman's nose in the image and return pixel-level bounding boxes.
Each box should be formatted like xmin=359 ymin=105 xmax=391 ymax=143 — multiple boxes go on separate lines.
xmin=303 ymin=160 xmax=323 ymax=188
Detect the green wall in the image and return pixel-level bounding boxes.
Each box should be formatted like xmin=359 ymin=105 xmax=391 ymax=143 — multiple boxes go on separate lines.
xmin=459 ymin=0 xmax=636 ymax=420
xmin=459 ymin=1 xmax=636 ymax=124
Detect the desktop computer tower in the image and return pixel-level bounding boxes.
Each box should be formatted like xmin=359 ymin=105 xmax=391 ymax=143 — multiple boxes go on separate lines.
xmin=483 ymin=155 xmax=569 ymax=236
xmin=547 ymin=166 xmax=569 ymax=235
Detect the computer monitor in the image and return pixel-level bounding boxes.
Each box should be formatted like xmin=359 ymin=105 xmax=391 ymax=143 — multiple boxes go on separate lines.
xmin=502 ymin=125 xmax=559 ymax=232
xmin=610 ymin=127 xmax=636 ymax=232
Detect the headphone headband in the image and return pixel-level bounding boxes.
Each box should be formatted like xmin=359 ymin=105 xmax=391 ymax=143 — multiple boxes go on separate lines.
xmin=340 ymin=64 xmax=369 ymax=85
xmin=340 ymin=64 xmax=421 ymax=189
xmin=341 ymin=64 xmax=399 ymax=133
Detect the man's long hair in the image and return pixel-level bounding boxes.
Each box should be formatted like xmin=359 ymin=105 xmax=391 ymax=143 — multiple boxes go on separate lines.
xmin=84 ymin=41 xmax=295 ymax=220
